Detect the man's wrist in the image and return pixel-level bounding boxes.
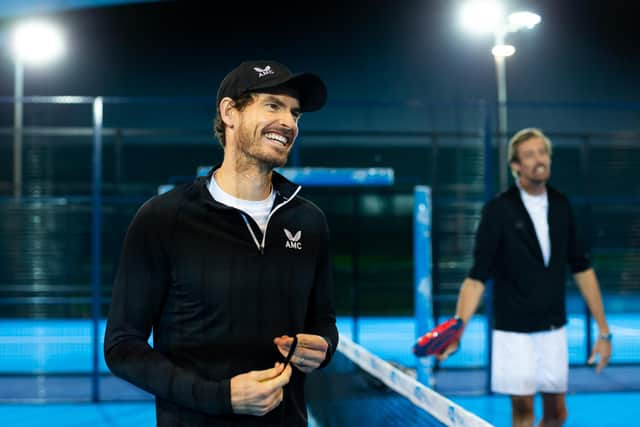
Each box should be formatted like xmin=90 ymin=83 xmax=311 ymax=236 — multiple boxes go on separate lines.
xmin=598 ymin=332 xmax=612 ymax=341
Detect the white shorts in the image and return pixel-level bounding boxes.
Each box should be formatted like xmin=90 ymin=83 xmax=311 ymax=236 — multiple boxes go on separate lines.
xmin=491 ymin=327 xmax=568 ymax=396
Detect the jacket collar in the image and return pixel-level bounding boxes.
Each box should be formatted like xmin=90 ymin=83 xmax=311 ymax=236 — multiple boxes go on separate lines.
xmin=199 ymin=164 xmax=302 ymax=202
xmin=506 ymin=183 xmax=559 ymax=201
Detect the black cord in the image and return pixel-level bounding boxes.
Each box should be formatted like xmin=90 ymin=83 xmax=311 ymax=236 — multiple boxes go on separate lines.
xmin=280 ymin=335 xmax=309 ymax=425
xmin=283 ymin=335 xmax=298 ymax=367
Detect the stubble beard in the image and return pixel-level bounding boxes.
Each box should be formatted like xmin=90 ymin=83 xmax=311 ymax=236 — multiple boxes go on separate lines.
xmin=521 ymin=169 xmax=550 ymax=189
xmin=236 ymin=125 xmax=289 ymax=171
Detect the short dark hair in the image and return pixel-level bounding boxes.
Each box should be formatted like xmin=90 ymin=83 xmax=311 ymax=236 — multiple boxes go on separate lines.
xmin=213 ymin=92 xmax=256 ymax=148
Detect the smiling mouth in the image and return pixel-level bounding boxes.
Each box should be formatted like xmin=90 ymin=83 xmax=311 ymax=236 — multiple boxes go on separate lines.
xmin=264 ymin=132 xmax=289 ymax=147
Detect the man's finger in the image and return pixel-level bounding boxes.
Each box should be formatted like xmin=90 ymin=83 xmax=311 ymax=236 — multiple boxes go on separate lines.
xmin=262 ymin=363 xmax=292 ymax=389
xmin=273 ymin=336 xmax=293 ymax=352
xmin=435 ymin=341 xmax=458 ymax=361
xmin=252 ymin=362 xmax=284 ymax=382
xmin=435 ymin=349 xmax=450 ymax=361
xmin=595 ymin=351 xmax=610 ymax=373
xmin=297 ymin=334 xmax=329 ymax=351
xmin=596 ymin=353 xmax=607 ymax=373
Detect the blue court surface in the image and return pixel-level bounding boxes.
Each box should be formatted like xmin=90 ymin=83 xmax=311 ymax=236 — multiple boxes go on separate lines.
xmin=0 ymin=315 xmax=638 ymax=426
xmin=2 ymin=313 xmax=638 ymax=374
xmin=1 ymin=391 xmax=638 ymax=427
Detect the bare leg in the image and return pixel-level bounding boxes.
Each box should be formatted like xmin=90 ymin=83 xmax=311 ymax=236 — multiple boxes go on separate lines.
xmin=538 ymin=393 xmax=567 ymax=427
xmin=511 ymin=395 xmax=535 ymax=427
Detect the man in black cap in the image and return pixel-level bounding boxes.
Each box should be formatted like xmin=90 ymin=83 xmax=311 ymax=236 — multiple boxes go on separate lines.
xmin=104 ymin=60 xmax=338 ymax=426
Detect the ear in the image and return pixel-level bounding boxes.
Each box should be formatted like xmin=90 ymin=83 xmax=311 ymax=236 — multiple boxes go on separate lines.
xmin=510 ymin=160 xmax=520 ymax=176
xmin=219 ymin=97 xmax=236 ymax=128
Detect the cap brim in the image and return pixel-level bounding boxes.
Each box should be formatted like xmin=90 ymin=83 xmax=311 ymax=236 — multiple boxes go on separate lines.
xmin=252 ymin=73 xmax=327 ymax=112
xmin=284 ymin=73 xmax=327 ymax=112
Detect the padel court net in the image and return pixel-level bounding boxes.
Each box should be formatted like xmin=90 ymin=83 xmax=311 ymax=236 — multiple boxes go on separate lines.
xmin=306 ymin=336 xmax=493 ymax=427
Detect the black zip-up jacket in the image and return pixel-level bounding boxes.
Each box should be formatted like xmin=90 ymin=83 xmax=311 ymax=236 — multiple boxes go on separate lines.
xmin=468 ymin=185 xmax=591 ymax=332
xmin=104 ymin=168 xmax=338 ymax=426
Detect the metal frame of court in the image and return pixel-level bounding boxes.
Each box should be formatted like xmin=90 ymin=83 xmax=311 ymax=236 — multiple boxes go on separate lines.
xmin=2 ymin=96 xmax=640 ymax=404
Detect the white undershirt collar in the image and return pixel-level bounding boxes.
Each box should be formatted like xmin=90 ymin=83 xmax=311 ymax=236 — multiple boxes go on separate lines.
xmin=207 ymin=174 xmax=275 ymax=234
xmin=517 ymin=179 xmax=551 ymax=266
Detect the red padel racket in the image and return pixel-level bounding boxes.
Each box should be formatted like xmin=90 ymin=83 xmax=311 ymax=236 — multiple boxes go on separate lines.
xmin=413 ymin=317 xmax=464 ymax=357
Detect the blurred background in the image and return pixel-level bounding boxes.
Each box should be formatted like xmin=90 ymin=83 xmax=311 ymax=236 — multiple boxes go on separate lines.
xmin=0 ymin=0 xmax=639 ymax=426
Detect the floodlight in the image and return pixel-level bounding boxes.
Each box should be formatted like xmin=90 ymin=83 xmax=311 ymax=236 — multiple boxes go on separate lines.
xmin=460 ymin=0 xmax=504 ymax=34
xmin=458 ymin=0 xmax=542 ymax=192
xmin=492 ymin=44 xmax=516 ymax=57
xmin=11 ymin=19 xmax=66 ymax=197
xmin=11 ymin=20 xmax=65 ymax=65
xmin=508 ymin=11 xmax=541 ymax=31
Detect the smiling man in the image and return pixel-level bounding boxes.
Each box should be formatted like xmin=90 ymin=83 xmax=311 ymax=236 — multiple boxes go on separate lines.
xmin=437 ymin=128 xmax=612 ymax=427
xmin=104 ymin=60 xmax=338 ymax=426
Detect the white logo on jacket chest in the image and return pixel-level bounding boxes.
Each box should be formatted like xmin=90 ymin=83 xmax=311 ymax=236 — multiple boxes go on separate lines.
xmin=284 ymin=228 xmax=302 ymax=250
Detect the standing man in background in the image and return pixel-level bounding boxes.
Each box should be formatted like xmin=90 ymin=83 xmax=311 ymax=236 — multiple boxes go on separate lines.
xmin=438 ymin=128 xmax=612 ymax=427
xmin=105 ymin=60 xmax=338 ymax=426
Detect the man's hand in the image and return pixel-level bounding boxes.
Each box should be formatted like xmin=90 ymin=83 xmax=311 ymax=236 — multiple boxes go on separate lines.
xmin=588 ymin=337 xmax=612 ymax=373
xmin=435 ymin=339 xmax=460 ymax=362
xmin=274 ymin=333 xmax=328 ymax=374
xmin=230 ymin=362 xmax=292 ymax=416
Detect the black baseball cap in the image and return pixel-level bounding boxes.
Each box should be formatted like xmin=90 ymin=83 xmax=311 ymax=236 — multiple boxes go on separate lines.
xmin=216 ymin=60 xmax=327 ymax=112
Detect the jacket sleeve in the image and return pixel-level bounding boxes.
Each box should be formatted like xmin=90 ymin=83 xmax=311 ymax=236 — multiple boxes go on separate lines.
xmin=566 ymin=198 xmax=591 ymax=273
xmin=305 ymin=212 xmax=339 ymax=368
xmin=468 ymin=199 xmax=502 ymax=282
xmin=103 ymin=197 xmax=233 ymax=415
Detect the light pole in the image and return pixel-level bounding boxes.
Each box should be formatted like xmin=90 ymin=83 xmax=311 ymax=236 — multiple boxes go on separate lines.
xmin=10 ymin=20 xmax=65 ymax=198
xmin=493 ymin=28 xmax=510 ymax=193
xmin=459 ymin=0 xmax=540 ymax=395
xmin=13 ymin=57 xmax=24 ymax=198
xmin=460 ymin=2 xmax=541 ymax=191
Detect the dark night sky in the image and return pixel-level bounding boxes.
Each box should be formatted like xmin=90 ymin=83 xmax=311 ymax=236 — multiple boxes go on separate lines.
xmin=1 ymin=0 xmax=639 ymax=106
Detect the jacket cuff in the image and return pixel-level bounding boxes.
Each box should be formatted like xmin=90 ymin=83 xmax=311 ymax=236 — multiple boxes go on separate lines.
xmin=220 ymin=378 xmax=232 ymax=414
xmin=201 ymin=377 xmax=232 ymax=415
xmin=318 ymin=335 xmax=335 ymax=369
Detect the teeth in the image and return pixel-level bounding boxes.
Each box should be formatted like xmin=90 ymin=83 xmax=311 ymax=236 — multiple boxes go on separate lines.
xmin=265 ymin=133 xmax=288 ymax=145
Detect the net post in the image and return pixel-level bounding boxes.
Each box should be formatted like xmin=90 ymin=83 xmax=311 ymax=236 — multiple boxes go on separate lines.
xmin=413 ymin=185 xmax=434 ymax=387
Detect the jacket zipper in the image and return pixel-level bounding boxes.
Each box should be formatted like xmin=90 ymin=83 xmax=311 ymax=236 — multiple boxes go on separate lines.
xmin=241 ymin=186 xmax=302 ymax=254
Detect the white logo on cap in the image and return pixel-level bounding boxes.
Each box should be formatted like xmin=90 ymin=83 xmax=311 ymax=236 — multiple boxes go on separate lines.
xmin=254 ymin=66 xmax=275 ymax=78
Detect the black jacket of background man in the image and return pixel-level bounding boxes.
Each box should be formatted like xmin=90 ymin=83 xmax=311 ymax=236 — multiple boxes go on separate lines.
xmin=468 ymin=185 xmax=591 ymax=332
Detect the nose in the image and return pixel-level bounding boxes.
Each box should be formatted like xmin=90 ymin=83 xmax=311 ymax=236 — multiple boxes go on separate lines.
xmin=535 ymin=150 xmax=548 ymax=163
xmin=279 ymin=112 xmax=298 ymax=129
xmin=278 ymin=113 xmax=299 ymax=140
